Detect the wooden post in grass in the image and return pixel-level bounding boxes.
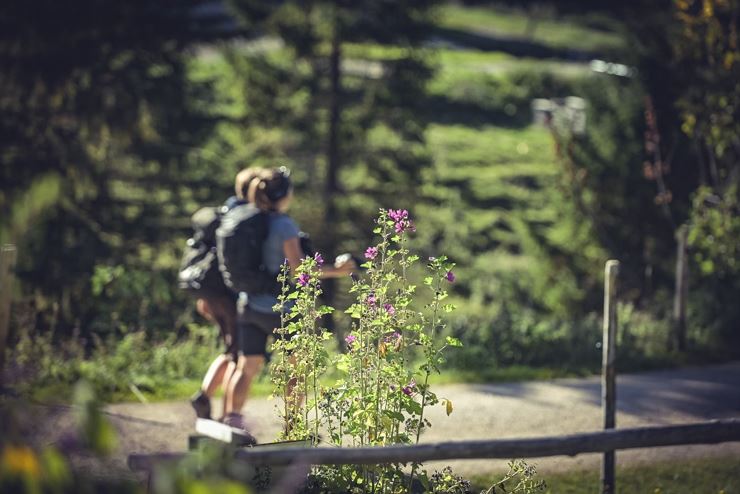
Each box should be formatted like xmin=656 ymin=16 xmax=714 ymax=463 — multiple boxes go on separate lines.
xmin=601 ymin=260 xmax=619 ymax=494
xmin=673 ymin=225 xmax=689 ymax=352
xmin=0 ymin=244 xmax=18 ymax=389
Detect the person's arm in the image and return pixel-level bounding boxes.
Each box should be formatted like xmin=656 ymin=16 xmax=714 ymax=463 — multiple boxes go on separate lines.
xmin=283 ymin=237 xmax=356 ymax=279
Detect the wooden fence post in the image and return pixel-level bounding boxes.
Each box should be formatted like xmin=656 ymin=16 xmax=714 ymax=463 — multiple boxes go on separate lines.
xmin=601 ymin=259 xmax=619 ymax=494
xmin=0 ymin=244 xmax=18 ymax=389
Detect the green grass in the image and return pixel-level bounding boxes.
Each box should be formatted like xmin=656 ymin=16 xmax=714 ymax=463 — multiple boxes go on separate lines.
xmin=428 ymin=365 xmax=592 ymax=386
xmin=436 ymin=3 xmax=625 ymax=53
xmin=470 ymin=456 xmax=740 ymax=494
xmin=426 ymin=125 xmax=555 ymax=166
xmin=419 ymin=123 xmax=562 ymax=277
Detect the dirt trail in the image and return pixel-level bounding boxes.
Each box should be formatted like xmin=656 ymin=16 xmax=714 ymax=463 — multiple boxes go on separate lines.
xmin=35 ymin=362 xmax=740 ymax=478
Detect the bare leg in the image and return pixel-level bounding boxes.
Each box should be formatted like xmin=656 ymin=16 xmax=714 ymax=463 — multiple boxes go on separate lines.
xmin=219 ymin=358 xmax=237 ymax=418
xmin=224 ymin=354 xmax=266 ymax=415
xmin=201 ymin=353 xmax=231 ymax=397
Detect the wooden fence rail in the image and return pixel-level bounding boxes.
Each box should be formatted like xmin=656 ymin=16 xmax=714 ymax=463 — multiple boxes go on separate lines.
xmin=129 ymin=418 xmax=740 ymax=471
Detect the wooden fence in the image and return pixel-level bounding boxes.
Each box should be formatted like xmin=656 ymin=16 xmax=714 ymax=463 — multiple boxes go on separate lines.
xmin=127 ymin=260 xmax=740 ymax=493
xmin=128 ymin=418 xmax=740 ymax=471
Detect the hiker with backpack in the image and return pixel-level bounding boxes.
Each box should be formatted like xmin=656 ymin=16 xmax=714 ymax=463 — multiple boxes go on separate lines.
xmin=217 ymin=166 xmax=356 ymax=430
xmin=182 ymin=167 xmax=264 ymax=420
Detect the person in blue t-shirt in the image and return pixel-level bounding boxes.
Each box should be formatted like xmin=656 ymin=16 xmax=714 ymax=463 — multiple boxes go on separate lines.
xmin=221 ymin=167 xmax=356 ymax=430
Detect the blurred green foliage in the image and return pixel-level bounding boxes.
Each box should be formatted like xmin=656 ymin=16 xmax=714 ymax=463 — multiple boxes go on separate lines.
xmin=11 ymin=324 xmax=220 ymax=402
xmin=0 ymin=382 xmax=263 ymax=493
xmin=689 ymin=186 xmax=740 ymax=279
xmin=1 ymin=0 xmax=738 ymax=401
xmin=0 ymin=380 xmax=137 ymax=493
xmin=436 ymin=3 xmax=624 ymax=53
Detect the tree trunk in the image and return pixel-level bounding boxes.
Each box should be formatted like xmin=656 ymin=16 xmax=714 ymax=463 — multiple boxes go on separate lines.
xmin=672 ymin=225 xmax=689 ymax=352
xmin=323 ymin=23 xmax=342 ymax=337
xmin=0 ymin=244 xmax=18 ymax=390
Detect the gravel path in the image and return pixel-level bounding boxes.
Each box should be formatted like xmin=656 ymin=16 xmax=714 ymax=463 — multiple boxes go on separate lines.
xmin=34 ymin=362 xmax=740 ymax=478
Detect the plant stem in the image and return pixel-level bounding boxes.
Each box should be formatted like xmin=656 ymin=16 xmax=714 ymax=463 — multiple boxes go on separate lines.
xmin=415 ymin=275 xmax=442 ymax=444
xmin=409 ymin=275 xmax=443 ymax=491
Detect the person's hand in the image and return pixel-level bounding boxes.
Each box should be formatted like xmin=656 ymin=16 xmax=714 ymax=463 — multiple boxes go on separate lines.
xmin=334 ymin=253 xmax=358 ymax=273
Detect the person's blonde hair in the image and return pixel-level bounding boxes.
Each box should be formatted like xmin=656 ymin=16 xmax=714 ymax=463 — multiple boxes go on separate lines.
xmin=248 ymin=167 xmax=292 ymax=211
xmin=234 ymin=167 xmax=264 ymax=200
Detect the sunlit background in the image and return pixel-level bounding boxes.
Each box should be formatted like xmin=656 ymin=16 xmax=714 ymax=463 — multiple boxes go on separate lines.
xmin=1 ymin=0 xmax=738 ymax=491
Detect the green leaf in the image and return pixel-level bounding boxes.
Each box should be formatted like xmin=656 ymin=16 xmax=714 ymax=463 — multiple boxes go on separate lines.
xmin=403 ymin=399 xmax=422 ymax=415
xmin=317 ymin=306 xmax=335 ymax=315
xmin=383 ymin=409 xmax=405 ymax=421
xmin=445 ymin=336 xmax=463 ymax=347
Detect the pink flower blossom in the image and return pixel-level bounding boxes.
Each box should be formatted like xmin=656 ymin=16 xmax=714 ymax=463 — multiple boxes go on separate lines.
xmin=345 ymin=334 xmax=357 ymax=346
xmin=297 ymin=273 xmax=310 ymax=287
xmin=445 ymin=271 xmax=455 ymax=283
xmin=314 ymin=252 xmax=324 ymax=266
xmin=388 ymin=209 xmax=409 ymax=222
xmin=402 ymin=380 xmax=416 ymax=396
xmin=383 ymin=303 xmax=396 ymax=316
xmin=367 ymin=293 xmax=377 ymax=306
xmin=365 ymin=247 xmax=378 ymax=260
xmin=394 ymin=219 xmax=415 ymax=234
xmin=388 ymin=209 xmax=415 ymax=234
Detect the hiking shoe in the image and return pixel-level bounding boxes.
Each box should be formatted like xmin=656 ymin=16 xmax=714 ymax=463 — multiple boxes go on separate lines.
xmin=222 ymin=412 xmax=248 ymax=430
xmin=222 ymin=413 xmax=258 ymax=445
xmin=190 ymin=391 xmax=211 ymax=420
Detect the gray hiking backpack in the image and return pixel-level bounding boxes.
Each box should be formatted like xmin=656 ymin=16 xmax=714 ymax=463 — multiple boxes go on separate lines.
xmin=178 ymin=206 xmax=228 ymax=295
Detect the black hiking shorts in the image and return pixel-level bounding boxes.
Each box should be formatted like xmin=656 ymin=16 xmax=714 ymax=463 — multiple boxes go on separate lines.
xmin=236 ymin=300 xmax=282 ymax=356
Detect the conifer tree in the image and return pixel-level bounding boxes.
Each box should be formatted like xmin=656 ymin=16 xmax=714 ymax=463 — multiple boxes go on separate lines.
xmin=0 ymin=0 xmax=236 ymax=333
xmin=226 ymin=0 xmax=440 ymax=330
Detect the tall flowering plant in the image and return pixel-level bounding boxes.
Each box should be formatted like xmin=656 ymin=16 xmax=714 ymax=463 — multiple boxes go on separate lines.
xmin=272 ymin=252 xmax=333 ymax=442
xmin=271 ymin=209 xmax=461 ymax=492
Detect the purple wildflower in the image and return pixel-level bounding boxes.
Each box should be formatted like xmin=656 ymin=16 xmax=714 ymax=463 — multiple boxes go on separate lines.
xmin=297 ymin=273 xmax=310 ymax=287
xmin=388 ymin=209 xmax=408 ymax=222
xmin=314 ymin=252 xmax=324 ymax=266
xmin=367 ymin=293 xmax=377 ymax=306
xmin=402 ymin=380 xmax=416 ymax=396
xmin=364 ymin=246 xmax=378 ymax=260
xmin=384 ymin=332 xmax=401 ymax=343
xmin=383 ymin=303 xmax=396 ymax=316
xmin=445 ymin=271 xmax=455 ymax=283
xmin=388 ymin=209 xmax=415 ymax=234
xmin=394 ymin=219 xmax=415 ymax=234
xmin=345 ymin=334 xmax=357 ymax=347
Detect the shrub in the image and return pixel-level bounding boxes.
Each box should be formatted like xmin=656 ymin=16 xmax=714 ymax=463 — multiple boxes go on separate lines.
xmin=266 ymin=209 xmax=546 ymax=493
xmin=10 ymin=324 xmax=220 ymax=402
